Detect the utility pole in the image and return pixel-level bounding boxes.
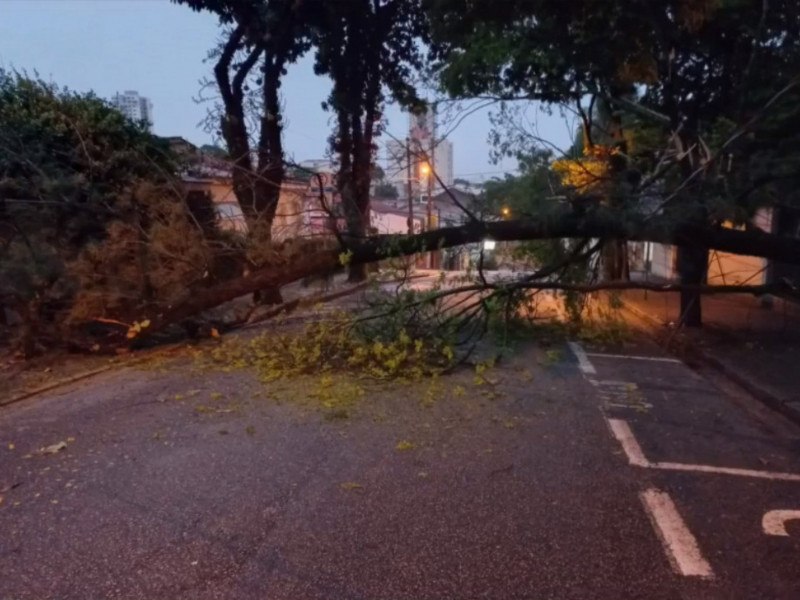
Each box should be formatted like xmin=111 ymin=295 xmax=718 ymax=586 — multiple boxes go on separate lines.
xmin=427 ymin=103 xmax=437 ymax=269
xmin=406 ymin=137 xmax=413 ymax=235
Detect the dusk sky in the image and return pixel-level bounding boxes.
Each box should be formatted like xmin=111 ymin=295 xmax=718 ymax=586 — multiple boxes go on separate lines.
xmin=0 ymin=0 xmax=576 ymax=181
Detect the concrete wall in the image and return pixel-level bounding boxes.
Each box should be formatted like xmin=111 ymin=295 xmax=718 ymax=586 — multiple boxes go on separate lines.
xmin=707 ymin=209 xmax=772 ymax=286
xmin=635 ymin=208 xmax=774 ymax=285
xmin=371 ymin=210 xmax=423 ymax=235
xmin=182 ymin=178 xmax=310 ymax=239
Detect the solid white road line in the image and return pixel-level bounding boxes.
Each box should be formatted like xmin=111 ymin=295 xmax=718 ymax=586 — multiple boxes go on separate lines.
xmin=606 ymin=417 xmax=800 ymax=482
xmin=606 ymin=418 xmax=650 ymax=467
xmin=585 ymin=353 xmax=682 ymax=363
xmin=567 ymin=341 xmax=596 ymax=375
xmin=762 ymin=510 xmax=800 ymax=536
xmin=655 ymin=461 xmax=800 ymax=482
xmin=640 ymin=488 xmax=715 ymax=579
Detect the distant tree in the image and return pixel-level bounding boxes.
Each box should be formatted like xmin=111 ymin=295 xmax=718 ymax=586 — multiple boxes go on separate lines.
xmin=199 ymin=144 xmax=229 ymax=159
xmin=374 ymin=182 xmax=399 ymax=199
xmin=285 ymin=165 xmax=314 ymax=182
xmin=371 ymin=164 xmax=386 ymax=182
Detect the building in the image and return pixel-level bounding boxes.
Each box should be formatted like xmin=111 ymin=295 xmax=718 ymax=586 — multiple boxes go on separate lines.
xmin=298 ymin=159 xmax=336 ymax=174
xmin=111 ymin=90 xmax=153 ymax=130
xmin=630 ymin=208 xmax=800 ymax=291
xmin=384 ymin=107 xmax=454 ymax=199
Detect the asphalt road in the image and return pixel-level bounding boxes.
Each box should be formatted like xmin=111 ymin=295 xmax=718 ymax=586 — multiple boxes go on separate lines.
xmin=1 ymin=333 xmax=799 ymax=599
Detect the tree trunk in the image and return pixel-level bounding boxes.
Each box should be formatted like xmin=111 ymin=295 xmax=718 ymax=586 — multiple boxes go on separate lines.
xmin=253 ymin=286 xmax=283 ymax=305
xmin=348 ymin=262 xmax=367 ymax=282
xmin=676 ymin=243 xmax=708 ymax=327
xmin=602 ymin=239 xmax=629 ymax=280
xmin=70 ymin=209 xmax=800 ymax=348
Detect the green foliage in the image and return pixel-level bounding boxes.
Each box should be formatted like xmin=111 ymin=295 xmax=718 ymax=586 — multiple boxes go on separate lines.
xmin=431 ymin=0 xmax=800 ymax=221
xmin=203 ymin=312 xmax=456 ymax=384
xmin=0 ymin=70 xmax=204 ymax=353
xmin=374 ymin=182 xmax=399 ymax=199
xmin=479 ymin=149 xmax=560 ymax=219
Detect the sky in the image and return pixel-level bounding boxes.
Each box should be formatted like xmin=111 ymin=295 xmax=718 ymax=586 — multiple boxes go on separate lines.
xmin=0 ymin=0 xmax=575 ymax=182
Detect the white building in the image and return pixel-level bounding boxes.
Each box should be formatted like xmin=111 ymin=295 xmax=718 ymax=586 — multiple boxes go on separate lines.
xmin=111 ymin=90 xmax=153 ymax=130
xmin=384 ymin=107 xmax=454 ymax=199
xmin=298 ymin=158 xmax=336 ymax=174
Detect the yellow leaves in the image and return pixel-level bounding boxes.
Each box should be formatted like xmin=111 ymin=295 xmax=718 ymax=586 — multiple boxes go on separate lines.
xmin=473 ymin=360 xmax=490 ymax=386
xmin=552 ymin=157 xmax=608 ymax=192
xmin=441 ymin=345 xmax=454 ymax=363
xmin=452 ymin=385 xmax=466 ymax=398
xmin=552 ymin=144 xmax=618 ymax=194
xmin=338 ymin=249 xmax=353 ymax=266
xmin=125 ymin=318 xmax=151 ymax=339
xmin=339 ymin=482 xmax=364 ymax=491
xmin=395 ymin=440 xmax=415 ymax=451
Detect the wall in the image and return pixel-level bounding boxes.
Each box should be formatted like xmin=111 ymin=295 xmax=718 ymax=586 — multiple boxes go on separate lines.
xmin=634 ymin=208 xmax=773 ymax=285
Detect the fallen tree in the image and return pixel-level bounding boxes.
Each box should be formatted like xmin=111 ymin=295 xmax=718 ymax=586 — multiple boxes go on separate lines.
xmin=122 ymin=206 xmax=800 ymax=345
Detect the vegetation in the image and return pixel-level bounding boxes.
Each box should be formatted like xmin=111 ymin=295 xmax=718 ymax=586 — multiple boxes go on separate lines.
xmin=0 ymin=70 xmax=203 ymax=355
xmin=4 ymin=1 xmax=800 ymax=359
xmin=429 ymin=0 xmax=800 ymax=324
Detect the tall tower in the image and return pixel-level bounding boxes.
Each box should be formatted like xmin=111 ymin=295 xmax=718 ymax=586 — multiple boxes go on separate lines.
xmin=384 ymin=106 xmax=454 ymax=198
xmin=111 ymin=90 xmax=153 ymax=130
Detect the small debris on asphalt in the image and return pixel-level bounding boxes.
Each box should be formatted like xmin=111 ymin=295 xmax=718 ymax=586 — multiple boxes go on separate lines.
xmin=38 ymin=441 xmax=68 ymax=455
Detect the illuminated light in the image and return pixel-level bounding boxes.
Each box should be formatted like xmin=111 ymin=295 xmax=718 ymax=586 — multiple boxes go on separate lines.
xmin=483 ymin=240 xmax=496 ymax=251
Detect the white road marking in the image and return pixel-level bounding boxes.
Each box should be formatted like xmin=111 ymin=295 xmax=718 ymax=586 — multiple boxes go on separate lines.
xmin=606 ymin=417 xmax=800 ymax=482
xmin=606 ymin=418 xmax=650 ymax=467
xmin=640 ymin=488 xmax=715 ymax=579
xmin=585 ymin=353 xmax=682 ymax=364
xmin=654 ymin=461 xmax=800 ymax=482
xmin=762 ymin=510 xmax=800 ymax=536
xmin=567 ymin=341 xmax=596 ymax=375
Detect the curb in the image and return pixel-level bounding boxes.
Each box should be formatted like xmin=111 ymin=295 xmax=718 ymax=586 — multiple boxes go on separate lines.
xmin=620 ymin=299 xmax=800 ymax=427
xmin=1 ymin=343 xmax=187 ymax=410
xmin=1 ymin=277 xmax=399 ymax=409
xmin=1 ymin=365 xmax=115 ymax=409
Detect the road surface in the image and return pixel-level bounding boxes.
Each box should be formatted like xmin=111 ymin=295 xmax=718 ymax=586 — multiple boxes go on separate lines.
xmin=1 ymin=333 xmax=799 ymax=599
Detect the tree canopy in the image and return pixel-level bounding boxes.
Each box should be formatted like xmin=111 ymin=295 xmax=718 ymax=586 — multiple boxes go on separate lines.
xmin=429 ymin=0 xmax=800 ymax=323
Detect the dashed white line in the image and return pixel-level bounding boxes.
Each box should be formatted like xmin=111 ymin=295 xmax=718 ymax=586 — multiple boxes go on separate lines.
xmin=762 ymin=510 xmax=800 ymax=536
xmin=640 ymin=488 xmax=715 ymax=579
xmin=567 ymin=341 xmax=596 ymax=375
xmin=585 ymin=353 xmax=681 ymax=363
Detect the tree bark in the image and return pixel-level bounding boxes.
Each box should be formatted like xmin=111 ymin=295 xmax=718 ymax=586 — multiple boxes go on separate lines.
xmin=122 ymin=208 xmax=800 ymax=344
xmin=676 ymin=244 xmax=708 ymax=327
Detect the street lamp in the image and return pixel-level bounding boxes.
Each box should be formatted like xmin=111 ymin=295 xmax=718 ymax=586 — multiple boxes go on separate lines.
xmin=501 ymin=206 xmax=511 ymax=218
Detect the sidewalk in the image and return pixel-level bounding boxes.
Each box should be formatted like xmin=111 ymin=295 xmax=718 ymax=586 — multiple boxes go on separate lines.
xmin=620 ymin=289 xmax=800 ymax=422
